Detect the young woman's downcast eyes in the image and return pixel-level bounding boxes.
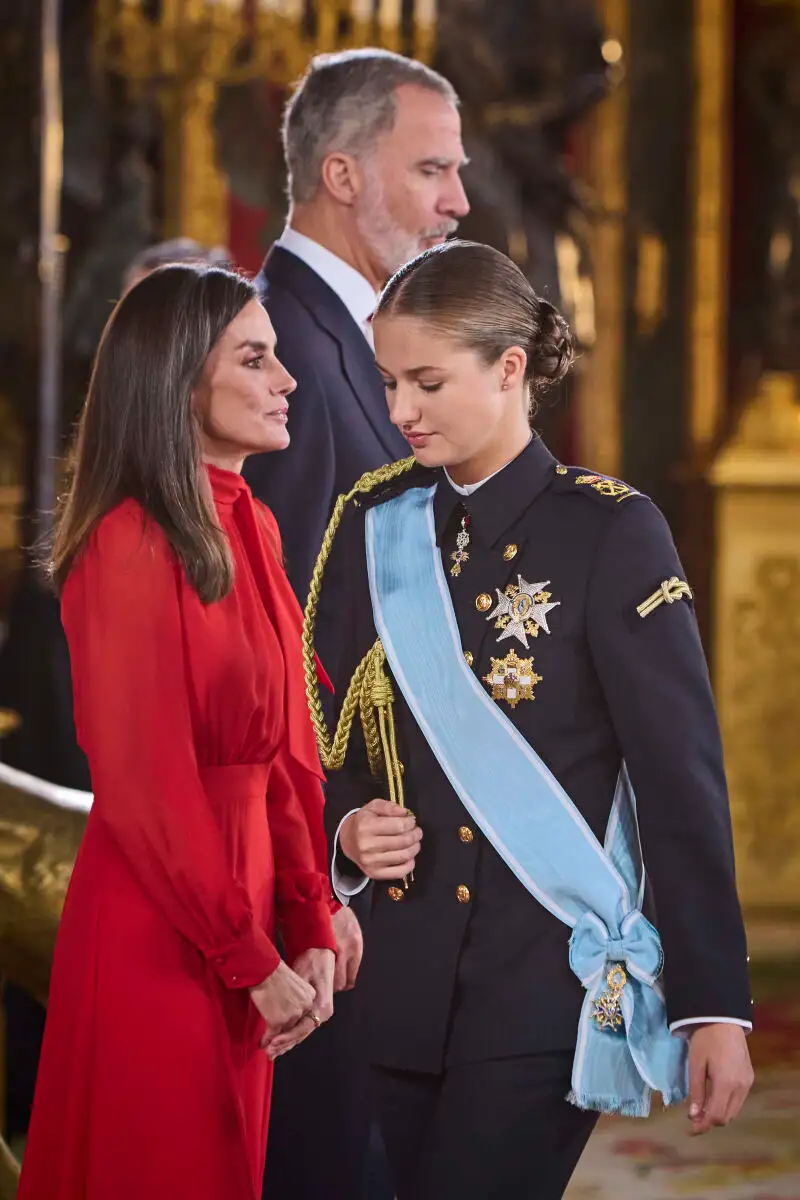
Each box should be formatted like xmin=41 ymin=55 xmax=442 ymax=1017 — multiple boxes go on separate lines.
xmin=380 ymin=378 xmax=443 ymax=394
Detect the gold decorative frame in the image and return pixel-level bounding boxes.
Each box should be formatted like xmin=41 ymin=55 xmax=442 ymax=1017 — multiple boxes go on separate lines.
xmin=687 ymin=0 xmax=732 ymax=458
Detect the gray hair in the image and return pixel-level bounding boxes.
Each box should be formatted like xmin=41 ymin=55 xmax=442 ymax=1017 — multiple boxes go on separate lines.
xmin=283 ymin=49 xmax=459 ymax=205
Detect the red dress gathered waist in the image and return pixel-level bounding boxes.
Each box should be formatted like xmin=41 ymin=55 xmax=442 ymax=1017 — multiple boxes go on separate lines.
xmin=17 ymin=465 xmax=336 ymax=1200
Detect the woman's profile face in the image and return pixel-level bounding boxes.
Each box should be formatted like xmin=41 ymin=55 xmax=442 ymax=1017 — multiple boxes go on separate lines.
xmin=373 ymin=313 xmax=526 ymax=470
xmin=194 ymin=299 xmax=296 ymax=462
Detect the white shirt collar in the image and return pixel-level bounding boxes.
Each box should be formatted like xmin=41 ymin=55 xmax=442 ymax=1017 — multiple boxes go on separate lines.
xmin=277 ymin=227 xmax=377 ymax=344
xmin=444 ymin=467 xmax=503 ymax=496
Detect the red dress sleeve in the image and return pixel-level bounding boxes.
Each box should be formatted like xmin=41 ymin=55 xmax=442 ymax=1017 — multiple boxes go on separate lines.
xmin=268 ymin=749 xmax=338 ymax=963
xmin=62 ymin=504 xmax=281 ymax=989
xmin=253 ymin=499 xmax=341 ymax=927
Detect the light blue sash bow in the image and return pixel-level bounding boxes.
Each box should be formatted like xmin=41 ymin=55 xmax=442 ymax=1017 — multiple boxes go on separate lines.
xmin=365 ymin=485 xmax=688 ymax=1117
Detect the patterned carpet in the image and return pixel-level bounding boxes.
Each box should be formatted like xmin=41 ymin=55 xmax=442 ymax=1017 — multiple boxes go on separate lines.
xmin=567 ymin=994 xmax=800 ymax=1200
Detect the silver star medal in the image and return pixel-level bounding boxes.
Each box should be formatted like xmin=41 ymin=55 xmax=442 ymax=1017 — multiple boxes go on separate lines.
xmin=487 ymin=577 xmax=560 ymax=649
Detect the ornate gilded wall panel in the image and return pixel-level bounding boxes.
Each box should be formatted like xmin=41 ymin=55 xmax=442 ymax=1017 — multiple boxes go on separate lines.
xmin=711 ymin=374 xmax=800 ymax=910
xmin=716 ymin=515 xmax=800 ymax=903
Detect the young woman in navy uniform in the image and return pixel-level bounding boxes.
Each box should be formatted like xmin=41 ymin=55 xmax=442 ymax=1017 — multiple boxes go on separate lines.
xmin=298 ymin=241 xmax=754 ymax=1199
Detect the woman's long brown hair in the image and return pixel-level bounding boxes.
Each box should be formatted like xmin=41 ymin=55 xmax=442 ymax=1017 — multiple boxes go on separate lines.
xmin=49 ymin=264 xmax=258 ymax=603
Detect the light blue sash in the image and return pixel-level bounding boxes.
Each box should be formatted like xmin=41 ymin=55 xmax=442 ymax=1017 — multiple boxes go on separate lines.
xmin=365 ymin=485 xmax=688 ymax=1117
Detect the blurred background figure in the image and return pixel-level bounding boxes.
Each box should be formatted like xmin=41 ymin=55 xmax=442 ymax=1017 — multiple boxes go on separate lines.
xmin=0 ymin=0 xmax=798 ymax=1196
xmin=121 ymin=237 xmax=232 ymax=293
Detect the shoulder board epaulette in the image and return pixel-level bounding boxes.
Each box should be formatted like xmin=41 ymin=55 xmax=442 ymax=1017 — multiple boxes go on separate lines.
xmin=551 ymin=464 xmax=643 ymax=506
xmin=351 ymin=457 xmax=436 ymax=509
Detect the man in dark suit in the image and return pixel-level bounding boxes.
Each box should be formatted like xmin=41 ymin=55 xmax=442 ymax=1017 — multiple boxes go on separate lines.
xmin=242 ymin=48 xmax=469 ymax=1200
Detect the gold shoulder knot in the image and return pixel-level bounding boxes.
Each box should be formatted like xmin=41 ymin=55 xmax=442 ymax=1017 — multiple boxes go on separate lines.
xmin=636 ymin=577 xmax=693 ymax=619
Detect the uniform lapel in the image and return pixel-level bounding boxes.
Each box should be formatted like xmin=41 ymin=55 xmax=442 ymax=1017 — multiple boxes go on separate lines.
xmin=434 ymin=439 xmax=558 ymax=670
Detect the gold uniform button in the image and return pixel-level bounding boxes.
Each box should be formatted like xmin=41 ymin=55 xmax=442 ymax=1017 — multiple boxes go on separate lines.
xmin=503 ymin=543 xmax=518 ymax=561
xmin=387 ymin=886 xmax=405 ymax=902
xmin=464 ymin=650 xmax=474 ymax=667
xmin=456 ymin=885 xmax=471 ymax=904
xmin=458 ymin=825 xmax=474 ymax=844
xmin=476 ymin=593 xmax=492 ymax=613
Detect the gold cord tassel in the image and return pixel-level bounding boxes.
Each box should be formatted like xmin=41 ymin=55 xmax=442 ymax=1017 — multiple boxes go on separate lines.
xmin=302 ymin=457 xmax=417 ymax=773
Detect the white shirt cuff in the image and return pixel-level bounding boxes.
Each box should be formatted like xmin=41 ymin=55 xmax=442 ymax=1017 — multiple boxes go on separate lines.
xmin=669 ymin=1016 xmax=753 ymax=1035
xmin=331 ymin=809 xmax=369 ymax=905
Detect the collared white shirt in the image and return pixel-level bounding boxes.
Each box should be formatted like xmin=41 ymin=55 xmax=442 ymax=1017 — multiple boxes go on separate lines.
xmin=444 ymin=465 xmax=504 ymax=495
xmin=443 ymin=437 xmax=534 ymax=495
xmin=277 ymin=227 xmax=378 ymax=348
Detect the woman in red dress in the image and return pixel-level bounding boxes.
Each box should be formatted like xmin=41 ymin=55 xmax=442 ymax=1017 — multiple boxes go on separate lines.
xmin=18 ymin=265 xmax=338 ymax=1200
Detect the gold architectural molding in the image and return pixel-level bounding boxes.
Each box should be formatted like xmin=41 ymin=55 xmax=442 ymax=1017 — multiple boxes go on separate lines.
xmin=161 ymin=81 xmax=228 ymax=247
xmin=688 ymin=0 xmax=732 ymax=457
xmin=578 ymin=0 xmax=628 ymax=476
xmin=709 ymin=372 xmax=800 ymax=911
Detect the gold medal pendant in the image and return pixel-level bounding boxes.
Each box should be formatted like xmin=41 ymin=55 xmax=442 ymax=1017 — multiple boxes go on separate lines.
xmin=591 ymin=964 xmax=627 ymax=1032
xmin=450 ymin=512 xmax=471 ymax=577
xmin=483 ymin=650 xmax=542 ymax=709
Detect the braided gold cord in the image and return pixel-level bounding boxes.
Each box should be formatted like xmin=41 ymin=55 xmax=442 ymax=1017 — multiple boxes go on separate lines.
xmin=376 ymin=707 xmax=397 ymax=806
xmin=325 ymin=648 xmax=373 ymax=771
xmin=384 ymin=700 xmax=405 ymax=809
xmin=302 ymin=457 xmax=417 ymax=771
xmin=359 ymin=654 xmax=385 ymax=776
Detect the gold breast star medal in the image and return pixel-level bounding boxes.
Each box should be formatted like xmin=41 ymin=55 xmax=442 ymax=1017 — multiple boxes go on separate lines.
xmin=483 ymin=650 xmax=542 ymax=710
xmin=487 ymin=576 xmax=561 ymax=649
xmin=450 ymin=512 xmax=472 ymax=577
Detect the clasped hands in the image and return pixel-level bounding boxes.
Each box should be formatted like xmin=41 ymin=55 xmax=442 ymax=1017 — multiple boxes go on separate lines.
xmin=251 ymin=907 xmax=364 ymax=1060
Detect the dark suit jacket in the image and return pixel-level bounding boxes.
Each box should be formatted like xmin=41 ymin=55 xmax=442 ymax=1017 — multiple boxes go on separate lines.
xmin=324 ymin=437 xmax=752 ymax=1074
xmin=243 ymin=246 xmax=408 ymax=670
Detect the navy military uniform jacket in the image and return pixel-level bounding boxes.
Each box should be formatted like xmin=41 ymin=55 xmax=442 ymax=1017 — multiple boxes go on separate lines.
xmin=324 ymin=436 xmax=752 ymax=1075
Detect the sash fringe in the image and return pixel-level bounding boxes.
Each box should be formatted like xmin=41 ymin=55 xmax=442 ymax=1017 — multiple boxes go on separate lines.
xmin=566 ymin=1089 xmax=652 ymax=1119
xmin=566 ymin=1083 xmax=686 ymax=1119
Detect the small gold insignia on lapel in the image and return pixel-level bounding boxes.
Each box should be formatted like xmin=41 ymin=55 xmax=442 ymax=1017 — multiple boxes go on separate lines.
xmin=555 ymin=465 xmax=568 ymax=475
xmin=575 ymin=474 xmax=633 ymax=502
xmin=475 ymin=593 xmax=493 ymax=613
xmin=487 ymin=577 xmax=561 ymax=649
xmin=636 ymin=577 xmax=693 ymax=618
xmin=503 ymin=543 xmax=518 ymax=561
xmin=464 ymin=650 xmax=474 ymax=667
xmin=483 ymin=650 xmax=542 ymax=709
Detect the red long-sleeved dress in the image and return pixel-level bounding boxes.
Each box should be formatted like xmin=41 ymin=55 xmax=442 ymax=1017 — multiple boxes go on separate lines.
xmin=17 ymin=465 xmax=337 ymax=1200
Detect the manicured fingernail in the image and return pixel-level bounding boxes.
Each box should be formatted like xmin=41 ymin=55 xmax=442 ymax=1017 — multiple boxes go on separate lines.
xmin=689 ymin=1104 xmax=700 ymax=1118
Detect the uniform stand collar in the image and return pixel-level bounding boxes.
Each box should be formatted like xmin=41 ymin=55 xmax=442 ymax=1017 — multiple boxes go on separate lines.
xmin=433 ymin=436 xmax=557 ymax=547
